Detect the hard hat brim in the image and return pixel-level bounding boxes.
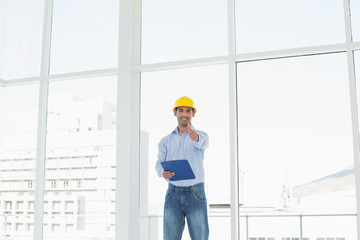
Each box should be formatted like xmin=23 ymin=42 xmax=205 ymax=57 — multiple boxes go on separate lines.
xmin=173 ymin=106 xmax=197 ymax=114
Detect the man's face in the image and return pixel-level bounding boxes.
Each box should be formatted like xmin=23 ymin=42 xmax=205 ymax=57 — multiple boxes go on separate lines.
xmin=174 ymin=106 xmax=195 ymax=126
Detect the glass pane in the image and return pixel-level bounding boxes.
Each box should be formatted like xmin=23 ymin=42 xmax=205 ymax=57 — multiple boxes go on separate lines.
xmin=0 ymin=84 xmax=39 ymax=240
xmin=141 ymin=0 xmax=228 ymax=64
xmin=351 ymin=0 xmax=360 ymax=42
xmin=239 ymin=216 xmax=247 ymax=240
xmin=0 ymin=0 xmax=44 ymax=80
xmin=44 ymin=76 xmax=117 ymax=240
xmin=247 ymin=217 xmax=300 ymax=239
xmin=302 ymin=216 xmax=357 ymax=239
xmin=235 ymin=0 xmax=345 ymax=53
xmin=237 ymin=53 xmax=357 ymax=237
xmin=50 ymin=0 xmax=119 ymax=74
xmin=140 ymin=65 xmax=230 ymax=239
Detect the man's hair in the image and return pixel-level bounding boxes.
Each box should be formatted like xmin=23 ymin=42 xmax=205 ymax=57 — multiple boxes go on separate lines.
xmin=175 ymin=107 xmax=194 ymax=112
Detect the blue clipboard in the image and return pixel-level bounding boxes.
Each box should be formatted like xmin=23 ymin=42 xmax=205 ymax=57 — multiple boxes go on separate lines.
xmin=160 ymin=159 xmax=195 ymax=181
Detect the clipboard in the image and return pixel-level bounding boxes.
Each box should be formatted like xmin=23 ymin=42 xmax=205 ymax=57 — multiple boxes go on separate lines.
xmin=160 ymin=159 xmax=195 ymax=181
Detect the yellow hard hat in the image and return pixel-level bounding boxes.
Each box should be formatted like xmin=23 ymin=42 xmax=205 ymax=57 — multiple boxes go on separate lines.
xmin=173 ymin=96 xmax=197 ymax=113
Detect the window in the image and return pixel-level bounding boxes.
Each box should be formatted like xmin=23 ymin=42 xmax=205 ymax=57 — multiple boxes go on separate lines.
xmin=0 ymin=84 xmax=37 ymax=239
xmin=15 ymin=223 xmax=24 ymax=231
xmin=16 ymin=201 xmax=24 ymax=210
xmin=66 ymin=224 xmax=74 ymax=232
xmin=0 ymin=0 xmax=43 ymax=80
xmin=49 ymin=0 xmax=119 ymax=74
xmin=237 ymin=53 xmax=357 ymax=238
xmin=140 ymin=64 xmax=231 ymax=239
xmin=351 ymin=0 xmax=360 ymax=41
xmin=235 ymin=0 xmax=345 ymax=53
xmin=302 ymin=216 xmax=356 ymax=239
xmin=0 ymin=1 xmax=359 ymax=240
xmin=28 ymin=201 xmax=35 ymax=211
xmin=45 ymin=76 xmax=116 ymax=239
xmin=141 ymin=0 xmax=227 ymax=63
xmin=52 ymin=201 xmax=61 ymax=211
xmin=65 ymin=201 xmax=74 ymax=211
xmin=51 ymin=224 xmax=60 ymax=232
xmin=27 ymin=223 xmax=34 ymax=232
xmin=5 ymin=201 xmax=12 ymax=210
xmin=76 ymin=180 xmax=82 ymax=188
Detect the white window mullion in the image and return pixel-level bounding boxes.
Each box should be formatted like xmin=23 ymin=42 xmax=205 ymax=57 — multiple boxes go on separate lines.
xmin=343 ymin=0 xmax=360 ymax=238
xmin=347 ymin=45 xmax=360 ymax=240
xmin=115 ymin=0 xmax=141 ymax=239
xmin=229 ymin=62 xmax=239 ymax=240
xmin=228 ymin=0 xmax=239 ymax=239
xmin=33 ymin=0 xmax=53 ymax=240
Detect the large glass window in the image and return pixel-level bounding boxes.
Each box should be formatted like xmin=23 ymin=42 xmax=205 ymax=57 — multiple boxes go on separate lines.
xmin=1 ymin=1 xmax=360 ymax=239
xmin=50 ymin=0 xmax=119 ymax=74
xmin=237 ymin=53 xmax=357 ymax=239
xmin=44 ymin=76 xmax=117 ymax=240
xmin=235 ymin=0 xmax=345 ymax=53
xmin=141 ymin=0 xmax=228 ymax=64
xmin=140 ymin=64 xmax=230 ymax=239
xmin=0 ymin=0 xmax=44 ymax=80
xmin=351 ymin=0 xmax=360 ymax=42
xmin=0 ymin=84 xmax=39 ymax=240
xmin=302 ymin=216 xmax=357 ymax=239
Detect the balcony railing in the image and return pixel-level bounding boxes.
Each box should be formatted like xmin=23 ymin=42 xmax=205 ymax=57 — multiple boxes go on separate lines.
xmin=141 ymin=213 xmax=357 ymax=240
xmin=1 ymin=213 xmax=357 ymax=239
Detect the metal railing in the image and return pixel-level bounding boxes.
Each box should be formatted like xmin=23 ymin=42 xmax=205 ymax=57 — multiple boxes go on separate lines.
xmin=1 ymin=213 xmax=357 ymax=239
xmin=241 ymin=213 xmax=356 ymax=240
xmin=141 ymin=212 xmax=357 ymax=240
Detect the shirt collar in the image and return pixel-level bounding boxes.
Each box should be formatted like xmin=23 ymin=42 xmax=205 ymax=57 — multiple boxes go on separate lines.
xmin=173 ymin=125 xmax=196 ymax=134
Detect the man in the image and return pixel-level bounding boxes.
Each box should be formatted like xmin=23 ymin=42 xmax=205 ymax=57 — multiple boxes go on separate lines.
xmin=155 ymin=96 xmax=209 ymax=240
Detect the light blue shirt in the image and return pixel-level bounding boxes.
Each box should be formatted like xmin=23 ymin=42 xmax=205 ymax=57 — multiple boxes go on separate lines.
xmin=155 ymin=125 xmax=209 ymax=187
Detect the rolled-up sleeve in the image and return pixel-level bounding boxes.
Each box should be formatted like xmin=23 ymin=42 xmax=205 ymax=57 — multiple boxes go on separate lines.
xmin=155 ymin=139 xmax=167 ymax=177
xmin=193 ymin=131 xmax=209 ymax=150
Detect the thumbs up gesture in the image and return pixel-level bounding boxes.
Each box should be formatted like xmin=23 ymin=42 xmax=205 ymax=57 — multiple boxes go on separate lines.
xmin=188 ymin=123 xmax=198 ymax=142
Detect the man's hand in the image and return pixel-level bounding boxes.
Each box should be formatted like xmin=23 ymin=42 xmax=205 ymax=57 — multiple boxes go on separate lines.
xmin=163 ymin=170 xmax=175 ymax=179
xmin=188 ymin=123 xmax=198 ymax=141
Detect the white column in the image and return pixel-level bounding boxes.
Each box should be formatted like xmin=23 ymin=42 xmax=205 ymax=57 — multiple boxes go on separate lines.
xmin=115 ymin=0 xmax=141 ymax=239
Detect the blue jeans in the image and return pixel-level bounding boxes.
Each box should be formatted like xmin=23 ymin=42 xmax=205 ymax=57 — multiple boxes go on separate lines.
xmin=163 ymin=183 xmax=209 ymax=240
